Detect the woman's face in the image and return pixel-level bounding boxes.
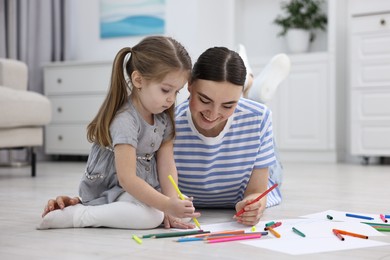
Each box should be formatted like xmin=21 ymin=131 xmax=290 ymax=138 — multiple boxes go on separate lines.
xmin=188 ymin=79 xmax=243 ymax=137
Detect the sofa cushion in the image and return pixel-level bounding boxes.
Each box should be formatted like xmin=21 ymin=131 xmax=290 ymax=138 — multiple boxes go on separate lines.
xmin=0 ymin=86 xmax=51 ymax=128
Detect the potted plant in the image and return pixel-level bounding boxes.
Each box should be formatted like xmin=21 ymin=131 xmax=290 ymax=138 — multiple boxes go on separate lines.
xmin=273 ymin=0 xmax=327 ymax=53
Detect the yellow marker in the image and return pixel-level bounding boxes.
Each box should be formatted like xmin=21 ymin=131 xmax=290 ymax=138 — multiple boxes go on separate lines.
xmin=251 ymin=226 xmax=257 ymax=232
xmin=132 ymin=235 xmax=143 ymax=244
xmin=168 ymin=175 xmax=201 ymax=229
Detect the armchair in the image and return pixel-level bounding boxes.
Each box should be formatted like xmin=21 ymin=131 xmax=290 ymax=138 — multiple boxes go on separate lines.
xmin=0 ymin=58 xmax=51 ymax=177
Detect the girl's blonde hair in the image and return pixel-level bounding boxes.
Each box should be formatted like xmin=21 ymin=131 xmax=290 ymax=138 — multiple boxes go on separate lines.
xmin=87 ymin=36 xmax=192 ymax=147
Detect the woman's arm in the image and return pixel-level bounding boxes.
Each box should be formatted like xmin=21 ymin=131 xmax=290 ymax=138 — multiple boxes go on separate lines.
xmin=234 ymin=167 xmax=269 ymax=226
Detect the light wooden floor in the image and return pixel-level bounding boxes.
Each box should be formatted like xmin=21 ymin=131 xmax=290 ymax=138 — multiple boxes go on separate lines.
xmin=0 ymin=161 xmax=389 ymax=259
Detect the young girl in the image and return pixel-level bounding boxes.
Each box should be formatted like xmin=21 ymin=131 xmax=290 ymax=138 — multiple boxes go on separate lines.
xmin=38 ymin=36 xmax=200 ymax=230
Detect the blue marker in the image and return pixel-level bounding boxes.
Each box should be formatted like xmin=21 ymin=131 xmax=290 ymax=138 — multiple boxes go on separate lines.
xmin=346 ymin=213 xmax=374 ymax=220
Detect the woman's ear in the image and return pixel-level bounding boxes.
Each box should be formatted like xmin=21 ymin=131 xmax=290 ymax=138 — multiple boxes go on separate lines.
xmin=131 ymin=71 xmax=143 ymax=89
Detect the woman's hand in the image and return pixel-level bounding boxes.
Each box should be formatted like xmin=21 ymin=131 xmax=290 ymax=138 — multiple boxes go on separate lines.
xmin=42 ymin=196 xmax=81 ymax=217
xmin=233 ymin=199 xmax=264 ymax=226
xmin=162 ymin=215 xmax=196 ymax=229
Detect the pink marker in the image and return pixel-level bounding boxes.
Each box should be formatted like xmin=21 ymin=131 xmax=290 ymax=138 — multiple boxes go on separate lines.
xmin=380 ymin=214 xmax=388 ymax=223
xmin=207 ymin=233 xmax=261 ymax=243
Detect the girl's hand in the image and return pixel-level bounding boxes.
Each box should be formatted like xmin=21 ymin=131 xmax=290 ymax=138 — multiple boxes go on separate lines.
xmin=164 ymin=197 xmax=201 ymax=219
xmin=233 ymin=199 xmax=264 ymax=226
xmin=42 ymin=196 xmax=81 ymax=217
xmin=162 ymin=215 xmax=196 ymax=229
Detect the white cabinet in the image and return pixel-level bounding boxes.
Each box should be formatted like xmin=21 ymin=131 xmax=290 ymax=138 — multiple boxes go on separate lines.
xmin=262 ymin=54 xmax=335 ymax=162
xmin=349 ymin=3 xmax=390 ymax=160
xmin=276 ymin=55 xmax=329 ymax=150
xmin=43 ymin=61 xmax=112 ymax=155
xmin=238 ymin=0 xmax=345 ymax=162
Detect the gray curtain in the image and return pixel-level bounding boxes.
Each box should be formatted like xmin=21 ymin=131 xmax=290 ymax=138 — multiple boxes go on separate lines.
xmin=0 ymin=0 xmax=69 ymax=93
xmin=0 ymin=0 xmax=70 ymax=161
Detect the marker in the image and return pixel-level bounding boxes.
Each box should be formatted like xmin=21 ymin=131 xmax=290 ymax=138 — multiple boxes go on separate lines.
xmin=333 ymin=229 xmax=345 ymax=241
xmin=333 ymin=229 xmax=368 ymax=239
xmin=380 ymin=214 xmax=388 ymax=223
xmin=385 ymin=215 xmax=390 ymax=219
xmin=206 ymin=232 xmax=268 ymax=240
xmin=345 ymin=213 xmax=374 ymax=220
xmin=267 ymin=227 xmax=281 ymax=238
xmin=251 ymin=226 xmax=257 ymax=232
xmin=265 ymin=221 xmax=275 ymax=227
xmin=142 ymin=230 xmax=208 ymax=239
xmin=235 ymin=183 xmax=278 ymax=217
xmin=376 ymin=227 xmax=390 ymax=232
xmin=264 ymin=221 xmax=282 ymax=230
xmin=207 ymin=233 xmax=261 ymax=243
xmin=187 ymin=230 xmax=245 ymax=238
xmin=176 ymin=237 xmax=203 ymax=242
xmin=292 ymin=227 xmax=306 ymax=237
xmin=168 ymin=175 xmax=201 ymax=229
xmin=327 ymin=214 xmax=333 ymax=220
xmin=132 ymin=235 xmax=143 ymax=244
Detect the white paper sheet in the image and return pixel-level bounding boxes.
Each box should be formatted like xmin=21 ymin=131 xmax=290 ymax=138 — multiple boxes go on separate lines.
xmin=301 ymin=209 xmax=387 ymax=224
xmin=199 ymin=217 xmax=388 ymax=255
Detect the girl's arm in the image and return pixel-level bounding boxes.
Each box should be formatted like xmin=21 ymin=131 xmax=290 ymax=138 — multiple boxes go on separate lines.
xmin=156 ymin=140 xmax=199 ymax=229
xmin=156 ymin=140 xmax=179 ymax=198
xmin=115 ymin=143 xmax=198 ymax=219
xmin=234 ymin=167 xmax=269 ymax=226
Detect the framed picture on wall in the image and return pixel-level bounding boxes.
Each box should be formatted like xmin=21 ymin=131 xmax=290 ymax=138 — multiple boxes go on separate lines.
xmin=100 ymin=0 xmax=165 ymax=39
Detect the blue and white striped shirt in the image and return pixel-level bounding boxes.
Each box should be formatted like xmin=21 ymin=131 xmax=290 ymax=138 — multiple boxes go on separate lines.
xmin=174 ymin=98 xmax=282 ymax=208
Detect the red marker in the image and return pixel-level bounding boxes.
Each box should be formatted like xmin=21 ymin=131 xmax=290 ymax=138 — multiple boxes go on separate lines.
xmin=333 ymin=229 xmax=345 ymax=241
xmin=380 ymin=214 xmax=388 ymax=223
xmin=235 ymin=183 xmax=278 ymax=217
xmin=264 ymin=221 xmax=282 ymax=230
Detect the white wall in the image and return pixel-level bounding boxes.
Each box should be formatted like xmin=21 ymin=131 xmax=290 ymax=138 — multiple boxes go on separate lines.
xmin=67 ymin=0 xmax=236 ymax=62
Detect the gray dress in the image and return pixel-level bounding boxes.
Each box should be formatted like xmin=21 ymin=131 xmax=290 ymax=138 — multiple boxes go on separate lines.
xmin=79 ymin=98 xmax=173 ymax=206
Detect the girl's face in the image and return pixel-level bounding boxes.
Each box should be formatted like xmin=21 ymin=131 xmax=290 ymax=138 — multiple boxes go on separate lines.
xmin=188 ymin=79 xmax=243 ymax=137
xmin=132 ymin=70 xmax=187 ymax=120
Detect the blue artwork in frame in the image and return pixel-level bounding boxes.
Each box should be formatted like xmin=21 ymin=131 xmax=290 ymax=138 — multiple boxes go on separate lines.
xmin=100 ymin=0 xmax=165 ymax=39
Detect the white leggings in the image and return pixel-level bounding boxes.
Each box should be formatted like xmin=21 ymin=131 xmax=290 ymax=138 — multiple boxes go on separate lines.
xmin=38 ymin=192 xmax=164 ymax=230
xmin=75 ymin=192 xmax=164 ymax=229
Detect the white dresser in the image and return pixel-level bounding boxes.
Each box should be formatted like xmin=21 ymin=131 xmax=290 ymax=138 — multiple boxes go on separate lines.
xmin=43 ymin=61 xmax=112 ymax=155
xmin=349 ymin=2 xmax=390 ymax=162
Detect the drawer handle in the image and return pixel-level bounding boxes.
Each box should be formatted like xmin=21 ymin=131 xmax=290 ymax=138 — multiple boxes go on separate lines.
xmin=58 ymin=135 xmax=63 ymax=141
xmin=57 ymin=78 xmax=62 ymax=84
xmin=380 ymin=19 xmax=386 ymax=26
xmin=57 ymin=107 xmax=62 ymax=113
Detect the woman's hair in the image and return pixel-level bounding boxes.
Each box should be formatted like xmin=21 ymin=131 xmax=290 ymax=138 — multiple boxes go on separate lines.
xmin=87 ymin=36 xmax=192 ymax=147
xmin=190 ymin=47 xmax=246 ymax=86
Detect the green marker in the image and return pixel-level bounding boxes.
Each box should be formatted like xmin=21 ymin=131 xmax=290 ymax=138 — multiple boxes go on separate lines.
xmin=265 ymin=221 xmax=275 ymax=227
xmin=327 ymin=214 xmax=333 ymax=220
xmin=292 ymin=227 xmax=306 ymax=237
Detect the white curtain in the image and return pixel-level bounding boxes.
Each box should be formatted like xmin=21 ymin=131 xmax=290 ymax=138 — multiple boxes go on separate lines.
xmin=0 ymin=0 xmax=70 ymax=93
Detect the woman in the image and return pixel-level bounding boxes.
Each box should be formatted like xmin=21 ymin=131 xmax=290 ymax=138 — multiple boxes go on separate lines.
xmin=174 ymin=47 xmax=281 ymax=226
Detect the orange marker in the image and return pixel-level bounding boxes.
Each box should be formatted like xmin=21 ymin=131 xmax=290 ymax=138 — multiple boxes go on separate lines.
xmin=333 ymin=229 xmax=368 ymax=239
xmin=267 ymin=227 xmax=281 ymax=238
